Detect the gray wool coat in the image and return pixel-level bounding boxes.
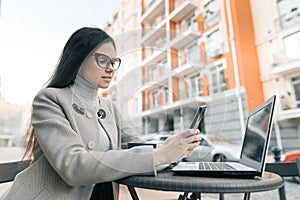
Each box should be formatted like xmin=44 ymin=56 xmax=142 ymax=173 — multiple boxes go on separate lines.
xmin=1 ymin=76 xmax=156 ymax=200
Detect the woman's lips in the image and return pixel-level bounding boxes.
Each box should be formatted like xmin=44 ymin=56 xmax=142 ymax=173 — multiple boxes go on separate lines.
xmin=102 ymin=76 xmax=112 ymax=81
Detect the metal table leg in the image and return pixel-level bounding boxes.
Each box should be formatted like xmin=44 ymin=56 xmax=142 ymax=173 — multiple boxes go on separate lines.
xmin=178 ymin=192 xmax=189 ymax=200
xmin=279 ymin=185 xmax=286 ymax=200
xmin=127 ymin=186 xmax=139 ymax=200
xmin=244 ymin=192 xmax=251 ymax=200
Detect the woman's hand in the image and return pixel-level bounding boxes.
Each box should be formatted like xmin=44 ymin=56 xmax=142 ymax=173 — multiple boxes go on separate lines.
xmin=153 ymin=129 xmax=201 ymax=167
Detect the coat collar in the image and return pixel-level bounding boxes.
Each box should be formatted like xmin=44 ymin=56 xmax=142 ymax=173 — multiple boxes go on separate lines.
xmin=71 ymin=76 xmax=118 ymax=149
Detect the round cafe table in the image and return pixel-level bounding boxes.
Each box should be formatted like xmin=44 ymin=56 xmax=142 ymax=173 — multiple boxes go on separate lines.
xmin=116 ymin=168 xmax=284 ymax=200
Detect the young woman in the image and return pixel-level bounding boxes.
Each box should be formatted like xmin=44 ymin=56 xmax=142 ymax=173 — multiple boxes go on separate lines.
xmin=0 ymin=27 xmax=200 ymax=200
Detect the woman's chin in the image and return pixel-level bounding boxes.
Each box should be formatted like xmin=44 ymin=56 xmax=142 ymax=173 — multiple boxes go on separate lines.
xmin=98 ymin=83 xmax=110 ymax=89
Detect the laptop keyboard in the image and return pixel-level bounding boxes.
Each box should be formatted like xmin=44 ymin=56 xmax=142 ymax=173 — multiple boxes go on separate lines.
xmin=198 ymin=162 xmax=235 ymax=170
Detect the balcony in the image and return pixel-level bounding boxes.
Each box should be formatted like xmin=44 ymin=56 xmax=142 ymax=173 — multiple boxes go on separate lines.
xmin=142 ymin=65 xmax=170 ymax=85
xmin=169 ymin=0 xmax=198 ymax=23
xmin=141 ymin=25 xmax=166 ymax=45
xmin=142 ymin=77 xmax=169 ymax=92
xmin=141 ymin=0 xmax=165 ymax=23
xmin=275 ymin=9 xmax=300 ymax=30
xmin=179 ymin=88 xmax=203 ymax=101
xmin=170 ymin=28 xmax=201 ymax=49
xmin=206 ymin=44 xmax=224 ymax=60
xmin=174 ymin=61 xmax=203 ymax=77
xmin=203 ymin=10 xmax=221 ymax=30
xmin=141 ymin=48 xmax=167 ymax=66
xmin=278 ymin=108 xmax=300 ymax=121
xmin=272 ymin=57 xmax=300 ymax=75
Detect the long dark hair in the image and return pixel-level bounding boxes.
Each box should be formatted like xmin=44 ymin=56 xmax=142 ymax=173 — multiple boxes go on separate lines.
xmin=47 ymin=27 xmax=115 ymax=88
xmin=23 ymin=27 xmax=115 ymax=159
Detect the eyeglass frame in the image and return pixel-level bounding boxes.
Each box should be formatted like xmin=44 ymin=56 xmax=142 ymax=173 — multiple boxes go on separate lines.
xmin=93 ymin=53 xmax=121 ymax=70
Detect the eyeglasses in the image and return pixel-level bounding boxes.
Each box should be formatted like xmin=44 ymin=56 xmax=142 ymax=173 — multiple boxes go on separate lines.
xmin=94 ymin=53 xmax=121 ymax=70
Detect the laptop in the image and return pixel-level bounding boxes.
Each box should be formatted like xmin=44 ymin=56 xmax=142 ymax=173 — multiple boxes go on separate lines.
xmin=172 ymin=95 xmax=276 ymax=178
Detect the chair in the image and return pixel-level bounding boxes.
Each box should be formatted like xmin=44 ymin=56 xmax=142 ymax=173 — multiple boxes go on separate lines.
xmin=0 ymin=160 xmax=31 ymax=184
xmin=265 ymin=157 xmax=300 ymax=200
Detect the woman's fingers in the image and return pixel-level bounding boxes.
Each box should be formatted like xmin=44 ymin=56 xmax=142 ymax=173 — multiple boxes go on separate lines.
xmin=182 ymin=133 xmax=201 ymax=145
xmin=180 ymin=128 xmax=200 ymax=138
xmin=154 ymin=129 xmax=201 ymax=165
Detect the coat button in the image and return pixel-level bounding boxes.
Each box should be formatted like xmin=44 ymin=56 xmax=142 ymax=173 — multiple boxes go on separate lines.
xmin=87 ymin=141 xmax=95 ymax=149
xmin=86 ymin=112 xmax=93 ymax=119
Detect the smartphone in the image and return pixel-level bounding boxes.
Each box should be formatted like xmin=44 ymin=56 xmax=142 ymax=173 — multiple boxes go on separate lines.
xmin=189 ymin=105 xmax=207 ymax=129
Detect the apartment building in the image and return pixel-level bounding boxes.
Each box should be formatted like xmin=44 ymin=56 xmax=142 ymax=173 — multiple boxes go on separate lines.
xmin=103 ymin=0 xmax=300 ymax=150
xmin=250 ymin=0 xmax=300 ymax=151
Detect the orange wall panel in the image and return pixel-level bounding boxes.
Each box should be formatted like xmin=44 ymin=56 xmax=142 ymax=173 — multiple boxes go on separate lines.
xmin=169 ymin=0 xmax=175 ymax=13
xmin=172 ymin=77 xmax=179 ymax=102
xmin=147 ymin=92 xmax=151 ymax=110
xmin=202 ymin=75 xmax=209 ymax=96
xmin=171 ymin=48 xmax=178 ymax=69
xmin=224 ymin=54 xmax=235 ymax=90
xmin=229 ymin=0 xmax=264 ymax=111
xmin=159 ymin=91 xmax=163 ymax=105
xmin=170 ymin=21 xmax=176 ymax=40
xmin=142 ymin=90 xmax=146 ymax=111
xmin=196 ymin=13 xmax=204 ymax=33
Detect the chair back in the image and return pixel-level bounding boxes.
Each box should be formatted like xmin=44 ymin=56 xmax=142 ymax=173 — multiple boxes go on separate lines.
xmin=265 ymin=157 xmax=300 ymax=182
xmin=0 ymin=160 xmax=31 ymax=184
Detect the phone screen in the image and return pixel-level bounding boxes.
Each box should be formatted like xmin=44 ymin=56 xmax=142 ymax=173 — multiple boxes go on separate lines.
xmin=189 ymin=105 xmax=207 ymax=129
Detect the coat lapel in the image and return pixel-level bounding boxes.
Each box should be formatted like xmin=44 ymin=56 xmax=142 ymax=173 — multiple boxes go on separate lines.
xmin=97 ymin=102 xmax=118 ymax=149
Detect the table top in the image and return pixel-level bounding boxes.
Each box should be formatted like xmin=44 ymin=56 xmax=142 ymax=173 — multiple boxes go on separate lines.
xmin=116 ymin=169 xmax=284 ymax=194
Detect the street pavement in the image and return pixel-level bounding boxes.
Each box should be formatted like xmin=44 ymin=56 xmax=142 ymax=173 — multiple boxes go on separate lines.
xmin=1 ymin=147 xmax=299 ymax=199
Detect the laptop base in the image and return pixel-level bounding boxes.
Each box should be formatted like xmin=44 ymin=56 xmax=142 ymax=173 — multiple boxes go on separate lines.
xmin=172 ymin=170 xmax=257 ymax=179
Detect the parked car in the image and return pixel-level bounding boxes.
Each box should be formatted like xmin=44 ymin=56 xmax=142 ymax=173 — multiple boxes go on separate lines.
xmin=184 ymin=134 xmax=241 ymax=162
xmin=282 ymin=149 xmax=300 ymax=162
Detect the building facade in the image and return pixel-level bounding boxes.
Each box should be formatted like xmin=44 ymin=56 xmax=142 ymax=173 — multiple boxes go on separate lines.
xmin=104 ymin=0 xmax=300 ymax=151
xmin=250 ymin=0 xmax=300 ymax=151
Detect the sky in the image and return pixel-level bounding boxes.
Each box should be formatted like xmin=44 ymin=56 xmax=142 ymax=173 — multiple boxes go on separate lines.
xmin=0 ymin=0 xmax=119 ymax=104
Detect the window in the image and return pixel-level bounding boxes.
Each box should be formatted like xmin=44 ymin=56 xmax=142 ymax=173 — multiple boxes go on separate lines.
xmin=178 ymin=49 xmax=187 ymax=66
xmin=276 ymin=0 xmax=300 ymax=28
xmin=150 ymin=67 xmax=159 ymax=81
xmin=151 ymin=91 xmax=159 ymax=107
xmin=291 ymin=76 xmax=300 ymax=108
xmin=187 ymin=44 xmax=201 ymax=67
xmin=190 ymin=74 xmax=203 ymax=96
xmin=163 ymin=88 xmax=169 ymax=104
xmin=209 ymin=63 xmax=226 ymax=94
xmin=203 ymin=0 xmax=221 ymax=30
xmin=206 ymin=29 xmax=223 ymax=59
xmin=178 ymin=44 xmax=201 ymax=67
xmin=283 ymin=31 xmax=300 ymax=61
xmin=184 ymin=13 xmax=197 ymax=31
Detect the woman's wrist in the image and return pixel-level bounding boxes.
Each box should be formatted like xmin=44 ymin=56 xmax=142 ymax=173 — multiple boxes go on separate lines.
xmin=153 ymin=148 xmax=166 ymax=167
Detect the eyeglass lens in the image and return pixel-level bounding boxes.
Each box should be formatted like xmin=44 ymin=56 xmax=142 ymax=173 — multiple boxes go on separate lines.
xmin=96 ymin=53 xmax=121 ymax=70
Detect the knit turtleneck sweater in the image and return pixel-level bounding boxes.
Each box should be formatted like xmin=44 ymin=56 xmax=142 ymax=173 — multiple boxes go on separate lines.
xmin=71 ymin=75 xmax=110 ymax=151
xmin=72 ymin=75 xmax=98 ymax=99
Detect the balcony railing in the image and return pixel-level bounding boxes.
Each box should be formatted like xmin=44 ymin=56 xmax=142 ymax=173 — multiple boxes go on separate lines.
xmin=141 ymin=0 xmax=164 ymax=23
xmin=272 ymin=53 xmax=300 ymax=68
xmin=142 ymin=65 xmax=168 ymax=84
xmin=179 ymin=88 xmax=203 ymax=100
xmin=203 ymin=10 xmax=221 ymax=30
xmin=170 ymin=22 xmax=201 ymax=49
xmin=275 ymin=9 xmax=300 ymax=30
xmin=206 ymin=43 xmax=224 ymax=61
xmin=169 ymin=0 xmax=198 ymax=23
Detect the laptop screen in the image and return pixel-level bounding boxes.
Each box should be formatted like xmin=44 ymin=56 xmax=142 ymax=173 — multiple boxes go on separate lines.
xmin=239 ymin=95 xmax=276 ymax=176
